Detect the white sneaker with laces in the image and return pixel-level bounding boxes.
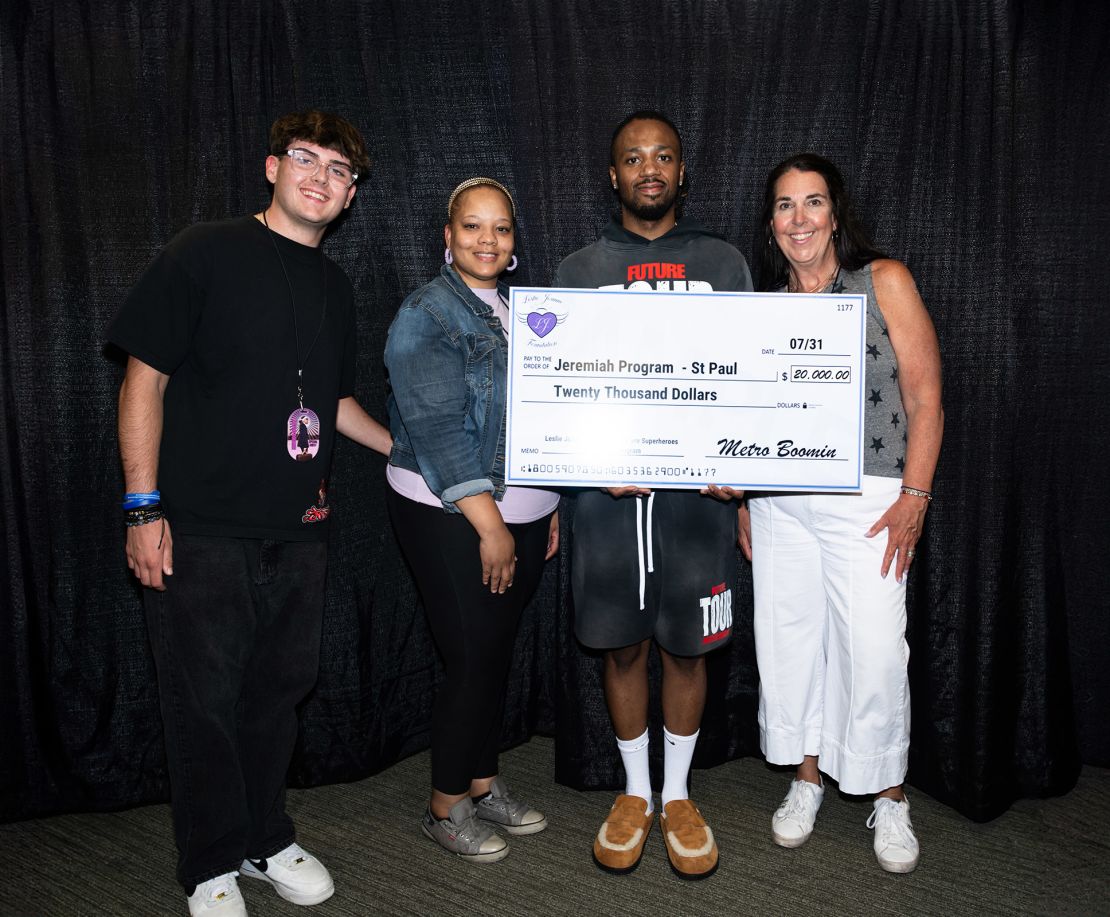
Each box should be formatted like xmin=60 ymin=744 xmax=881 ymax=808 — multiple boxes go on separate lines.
xmin=187 ymin=872 xmax=247 ymax=916
xmin=867 ymin=796 xmax=920 ymax=873
xmin=240 ymin=842 xmax=334 ymax=905
xmin=771 ymin=778 xmax=824 ymax=848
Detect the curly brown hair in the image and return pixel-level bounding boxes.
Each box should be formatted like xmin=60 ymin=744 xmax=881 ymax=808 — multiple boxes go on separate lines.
xmin=269 ymin=110 xmax=370 ymax=179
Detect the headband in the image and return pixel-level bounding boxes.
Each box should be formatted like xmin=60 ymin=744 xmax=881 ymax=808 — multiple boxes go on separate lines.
xmin=447 ymin=177 xmax=517 ymax=219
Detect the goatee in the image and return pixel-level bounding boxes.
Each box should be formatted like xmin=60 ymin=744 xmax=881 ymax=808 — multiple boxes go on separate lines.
xmin=624 ymin=197 xmax=675 ymax=222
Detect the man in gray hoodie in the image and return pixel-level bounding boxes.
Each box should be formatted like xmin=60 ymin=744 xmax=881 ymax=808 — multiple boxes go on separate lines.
xmin=555 ymin=111 xmax=751 ymax=880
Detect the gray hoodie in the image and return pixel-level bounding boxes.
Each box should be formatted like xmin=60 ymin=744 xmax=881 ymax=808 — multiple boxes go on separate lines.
xmin=554 ymin=218 xmax=752 ymax=293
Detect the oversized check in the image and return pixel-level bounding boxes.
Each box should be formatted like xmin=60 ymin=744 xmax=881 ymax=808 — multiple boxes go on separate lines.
xmin=505 ymin=288 xmax=867 ymax=491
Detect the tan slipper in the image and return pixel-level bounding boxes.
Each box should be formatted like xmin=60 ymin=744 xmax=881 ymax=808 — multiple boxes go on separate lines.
xmin=592 ymin=794 xmax=654 ymax=873
xmin=660 ymin=799 xmax=719 ymax=880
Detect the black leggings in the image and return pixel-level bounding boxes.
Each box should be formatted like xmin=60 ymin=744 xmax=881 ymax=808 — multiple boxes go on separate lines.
xmin=387 ymin=488 xmax=552 ymax=795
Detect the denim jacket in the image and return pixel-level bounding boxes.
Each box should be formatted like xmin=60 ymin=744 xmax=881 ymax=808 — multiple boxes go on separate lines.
xmin=384 ymin=265 xmax=508 ymax=512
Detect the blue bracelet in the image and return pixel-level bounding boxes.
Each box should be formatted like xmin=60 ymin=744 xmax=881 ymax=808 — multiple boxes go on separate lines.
xmin=122 ymin=490 xmax=161 ymax=510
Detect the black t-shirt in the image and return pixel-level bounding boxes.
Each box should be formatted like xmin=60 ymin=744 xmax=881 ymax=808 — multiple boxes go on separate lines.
xmin=108 ymin=215 xmax=356 ymax=541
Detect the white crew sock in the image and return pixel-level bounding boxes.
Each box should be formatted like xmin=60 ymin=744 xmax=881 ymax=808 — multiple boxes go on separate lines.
xmin=615 ymin=729 xmax=652 ymax=813
xmin=661 ymin=726 xmax=699 ymax=807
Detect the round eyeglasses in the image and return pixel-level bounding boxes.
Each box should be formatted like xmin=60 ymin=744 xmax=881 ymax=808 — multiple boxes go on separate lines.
xmin=284 ymin=148 xmax=357 ymax=188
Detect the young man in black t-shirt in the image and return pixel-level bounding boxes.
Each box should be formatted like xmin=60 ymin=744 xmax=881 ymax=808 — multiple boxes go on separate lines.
xmin=108 ymin=110 xmax=390 ymax=917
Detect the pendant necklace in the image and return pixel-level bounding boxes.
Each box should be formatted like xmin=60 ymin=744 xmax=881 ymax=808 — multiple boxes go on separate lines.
xmin=788 ymin=264 xmax=841 ymax=294
xmin=262 ymin=211 xmax=328 ymax=462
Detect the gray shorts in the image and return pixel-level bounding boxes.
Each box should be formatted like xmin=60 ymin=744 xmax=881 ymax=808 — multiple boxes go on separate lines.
xmin=571 ymin=489 xmax=738 ymax=656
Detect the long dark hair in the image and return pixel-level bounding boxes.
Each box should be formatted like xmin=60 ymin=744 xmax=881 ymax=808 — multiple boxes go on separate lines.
xmin=755 ymin=153 xmax=885 ymax=291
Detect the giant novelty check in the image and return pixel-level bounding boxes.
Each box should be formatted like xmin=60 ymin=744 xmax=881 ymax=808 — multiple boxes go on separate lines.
xmin=505 ymin=288 xmax=867 ymax=491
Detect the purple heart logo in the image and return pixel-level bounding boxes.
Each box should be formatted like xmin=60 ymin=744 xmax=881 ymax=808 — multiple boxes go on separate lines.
xmin=527 ymin=311 xmax=557 ymax=338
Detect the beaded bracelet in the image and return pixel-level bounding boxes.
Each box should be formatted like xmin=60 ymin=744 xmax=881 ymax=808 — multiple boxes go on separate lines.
xmin=125 ymin=504 xmax=164 ymax=527
xmin=900 ymin=486 xmax=933 ymax=502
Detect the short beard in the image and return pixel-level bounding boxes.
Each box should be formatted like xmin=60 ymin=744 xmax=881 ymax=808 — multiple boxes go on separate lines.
xmin=619 ymin=185 xmax=678 ymax=223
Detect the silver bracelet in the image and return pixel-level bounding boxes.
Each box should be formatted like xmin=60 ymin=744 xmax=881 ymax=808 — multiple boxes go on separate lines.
xmin=900 ymin=486 xmax=933 ymax=502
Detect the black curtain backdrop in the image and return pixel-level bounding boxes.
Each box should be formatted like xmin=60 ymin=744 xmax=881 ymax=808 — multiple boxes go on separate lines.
xmin=2 ymin=1 xmax=1108 ymax=825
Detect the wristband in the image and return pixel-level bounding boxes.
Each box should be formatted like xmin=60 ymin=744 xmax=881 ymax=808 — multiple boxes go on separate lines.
xmin=900 ymin=486 xmax=933 ymax=502
xmin=123 ymin=490 xmax=161 ymax=510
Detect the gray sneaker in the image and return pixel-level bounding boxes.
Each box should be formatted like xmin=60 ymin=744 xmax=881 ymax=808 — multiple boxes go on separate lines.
xmin=422 ymin=797 xmax=509 ymax=863
xmin=474 ymin=776 xmax=548 ymax=835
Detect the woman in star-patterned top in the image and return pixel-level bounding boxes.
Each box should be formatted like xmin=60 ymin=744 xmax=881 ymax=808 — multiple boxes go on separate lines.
xmin=740 ymin=153 xmax=943 ymax=874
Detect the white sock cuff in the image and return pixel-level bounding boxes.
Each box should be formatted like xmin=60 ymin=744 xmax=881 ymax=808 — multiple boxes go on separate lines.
xmin=616 ymin=729 xmax=650 ymax=754
xmin=663 ymin=726 xmax=699 ymax=746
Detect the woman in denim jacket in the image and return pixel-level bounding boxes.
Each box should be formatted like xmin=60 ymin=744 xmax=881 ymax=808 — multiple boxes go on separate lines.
xmin=384 ymin=178 xmax=560 ymax=863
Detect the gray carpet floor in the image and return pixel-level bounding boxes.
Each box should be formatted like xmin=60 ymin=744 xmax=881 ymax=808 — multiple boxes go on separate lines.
xmin=2 ymin=737 xmax=1106 ymax=916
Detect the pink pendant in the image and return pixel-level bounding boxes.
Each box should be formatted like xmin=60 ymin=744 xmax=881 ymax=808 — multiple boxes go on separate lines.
xmin=287 ymin=408 xmax=321 ymax=461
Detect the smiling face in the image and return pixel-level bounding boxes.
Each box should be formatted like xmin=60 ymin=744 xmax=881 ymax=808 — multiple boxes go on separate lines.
xmin=264 ymin=140 xmax=357 ymax=246
xmin=609 ymin=118 xmax=685 ymax=233
xmin=445 ymin=185 xmax=515 ymax=289
xmin=770 ymin=168 xmax=839 ymax=275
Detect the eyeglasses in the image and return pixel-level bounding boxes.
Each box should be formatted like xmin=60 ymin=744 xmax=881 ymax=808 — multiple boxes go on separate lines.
xmin=283 ymin=148 xmax=358 ymax=188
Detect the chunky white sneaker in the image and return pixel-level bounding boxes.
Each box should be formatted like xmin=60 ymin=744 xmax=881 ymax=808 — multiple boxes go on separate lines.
xmin=867 ymin=796 xmax=920 ymax=873
xmin=187 ymin=872 xmax=247 ymax=916
xmin=771 ymin=778 xmax=824 ymax=848
xmin=240 ymin=842 xmax=335 ymax=905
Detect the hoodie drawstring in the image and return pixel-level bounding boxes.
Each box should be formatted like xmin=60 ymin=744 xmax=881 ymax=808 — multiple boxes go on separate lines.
xmin=635 ymin=492 xmax=656 ymax=610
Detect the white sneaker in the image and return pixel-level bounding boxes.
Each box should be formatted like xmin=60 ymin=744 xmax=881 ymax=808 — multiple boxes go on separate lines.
xmin=240 ymin=842 xmax=334 ymax=905
xmin=867 ymin=796 xmax=920 ymax=873
xmin=771 ymin=778 xmax=824 ymax=848
xmin=187 ymin=872 xmax=247 ymax=916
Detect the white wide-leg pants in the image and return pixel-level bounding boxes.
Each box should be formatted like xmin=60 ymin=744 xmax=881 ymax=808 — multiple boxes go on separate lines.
xmin=749 ymin=475 xmax=910 ymax=795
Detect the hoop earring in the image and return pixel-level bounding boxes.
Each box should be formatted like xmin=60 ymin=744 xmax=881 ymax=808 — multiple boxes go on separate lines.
xmin=444 ymin=247 xmax=453 ymax=265
xmin=507 ymin=255 xmax=518 ymax=272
